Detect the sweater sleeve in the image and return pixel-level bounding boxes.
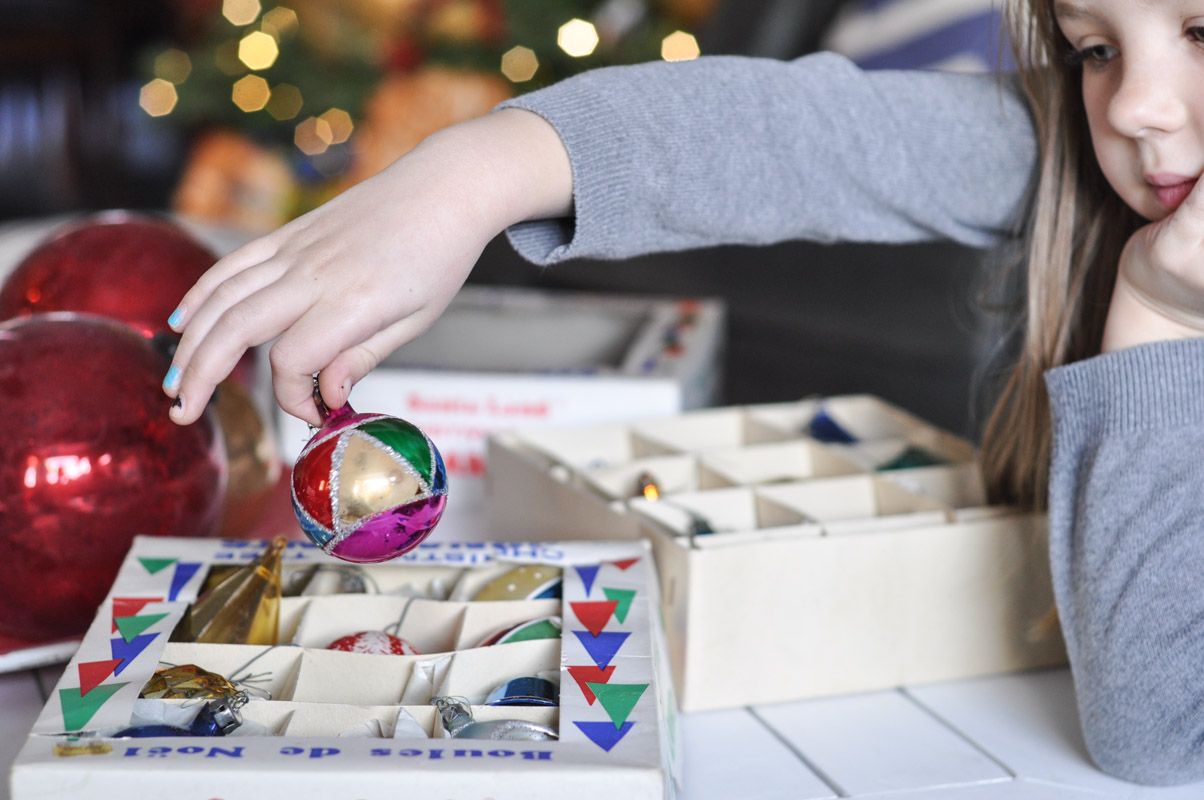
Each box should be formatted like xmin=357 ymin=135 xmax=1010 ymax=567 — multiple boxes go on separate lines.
xmin=495 ymin=51 xmax=1036 ymax=264
xmin=1045 ymin=339 xmax=1204 ymax=785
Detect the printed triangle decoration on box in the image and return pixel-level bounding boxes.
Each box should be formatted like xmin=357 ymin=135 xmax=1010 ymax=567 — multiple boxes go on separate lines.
xmin=567 ymin=665 xmax=616 ymax=704
xmin=570 ymin=600 xmax=618 ymax=637
xmin=574 ymin=564 xmax=600 ymax=596
xmin=573 ymin=720 xmax=635 ymax=752
xmin=601 ymin=588 xmax=636 ymax=623
xmin=589 ymin=682 xmax=648 ymax=729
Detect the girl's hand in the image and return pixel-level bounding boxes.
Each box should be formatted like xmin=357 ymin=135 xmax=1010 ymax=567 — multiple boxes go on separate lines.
xmin=162 ymin=109 xmax=572 ymax=426
xmin=1103 ymin=178 xmax=1204 ymax=353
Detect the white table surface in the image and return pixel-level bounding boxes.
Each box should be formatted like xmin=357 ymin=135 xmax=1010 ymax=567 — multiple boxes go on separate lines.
xmin=6 ymin=663 xmax=1204 ymax=800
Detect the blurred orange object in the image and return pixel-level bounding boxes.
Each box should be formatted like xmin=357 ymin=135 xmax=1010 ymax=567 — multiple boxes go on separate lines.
xmin=346 ymin=66 xmax=511 ymax=185
xmin=173 ymin=129 xmax=295 ymax=233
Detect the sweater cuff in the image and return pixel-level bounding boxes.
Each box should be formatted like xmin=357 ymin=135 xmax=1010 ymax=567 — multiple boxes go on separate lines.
xmin=495 ymin=70 xmax=640 ymax=265
xmin=1045 ymin=338 xmax=1204 ymax=439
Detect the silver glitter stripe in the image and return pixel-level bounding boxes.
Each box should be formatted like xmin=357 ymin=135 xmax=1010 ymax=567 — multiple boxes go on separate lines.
xmin=296 ymin=414 xmax=393 ymax=459
xmin=330 ymin=431 xmax=349 ymax=535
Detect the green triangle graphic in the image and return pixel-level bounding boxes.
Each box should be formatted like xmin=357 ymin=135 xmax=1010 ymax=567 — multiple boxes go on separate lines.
xmin=588 ymin=682 xmax=648 ymax=729
xmin=114 ymin=613 xmax=169 ymax=643
xmin=59 ymin=683 xmax=129 ymax=731
xmin=139 ymin=557 xmax=177 ymax=575
xmin=601 ymin=588 xmax=637 ymax=623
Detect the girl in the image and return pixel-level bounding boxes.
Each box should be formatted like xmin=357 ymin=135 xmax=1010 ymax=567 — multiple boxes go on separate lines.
xmin=163 ymin=0 xmax=1204 ymax=784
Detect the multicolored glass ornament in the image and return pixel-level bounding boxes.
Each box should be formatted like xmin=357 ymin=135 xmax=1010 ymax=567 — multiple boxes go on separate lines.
xmin=326 ymin=630 xmax=421 ymax=655
xmin=432 ymin=696 xmax=558 ymax=741
xmin=114 ymin=693 xmax=248 ymax=738
xmin=473 ymin=566 xmax=562 ymax=601
xmin=292 ymin=383 xmax=447 ymax=564
xmin=173 ymin=536 xmax=284 ymax=645
xmin=140 ymin=665 xmax=239 ymax=701
xmin=485 ymin=676 xmax=559 ymax=707
xmin=474 ymin=616 xmax=562 ymax=648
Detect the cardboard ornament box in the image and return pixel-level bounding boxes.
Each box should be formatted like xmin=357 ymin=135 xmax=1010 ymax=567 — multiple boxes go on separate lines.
xmin=11 ymin=537 xmax=680 ymax=799
xmin=276 ymin=285 xmax=725 ymax=542
xmin=486 ymin=394 xmax=1068 ymax=712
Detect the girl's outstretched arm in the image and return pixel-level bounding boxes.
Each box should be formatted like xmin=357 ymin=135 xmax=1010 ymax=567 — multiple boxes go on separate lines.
xmin=162 ymin=108 xmax=572 ymax=426
xmin=1046 ymin=180 xmax=1204 ymax=785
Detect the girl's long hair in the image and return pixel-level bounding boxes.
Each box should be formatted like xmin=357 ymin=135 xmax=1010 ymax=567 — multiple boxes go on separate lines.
xmin=980 ymin=0 xmax=1142 ymax=509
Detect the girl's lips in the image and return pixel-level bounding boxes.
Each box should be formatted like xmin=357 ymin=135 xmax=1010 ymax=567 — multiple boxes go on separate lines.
xmin=1150 ymin=178 xmax=1197 ymax=210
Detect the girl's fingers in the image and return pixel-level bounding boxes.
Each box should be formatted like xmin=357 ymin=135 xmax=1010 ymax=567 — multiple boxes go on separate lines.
xmin=167 ymin=235 xmax=282 ymax=332
xmin=272 ymin=311 xmax=440 ymax=425
xmin=165 ymin=258 xmax=289 ymax=398
xmin=167 ymin=278 xmax=323 ymax=424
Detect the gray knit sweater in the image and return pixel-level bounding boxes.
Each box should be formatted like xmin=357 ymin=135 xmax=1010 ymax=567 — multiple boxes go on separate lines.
xmin=499 ymin=52 xmax=1204 ymax=785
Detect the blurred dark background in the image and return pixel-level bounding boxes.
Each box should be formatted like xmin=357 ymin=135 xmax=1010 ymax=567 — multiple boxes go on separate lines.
xmin=0 ymin=0 xmax=1007 ymax=437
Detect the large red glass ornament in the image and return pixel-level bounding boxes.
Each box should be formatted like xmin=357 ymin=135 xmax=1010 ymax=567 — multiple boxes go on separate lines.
xmin=0 ymin=211 xmax=259 ymax=387
xmin=292 ymin=396 xmax=447 ymax=564
xmin=0 ymin=211 xmax=216 ymax=339
xmin=0 ymin=314 xmax=227 ymax=642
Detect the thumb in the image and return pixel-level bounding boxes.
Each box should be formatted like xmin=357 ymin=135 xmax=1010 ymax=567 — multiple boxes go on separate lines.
xmin=1155 ymin=175 xmax=1204 ymax=251
xmin=319 ymin=340 xmax=391 ymax=412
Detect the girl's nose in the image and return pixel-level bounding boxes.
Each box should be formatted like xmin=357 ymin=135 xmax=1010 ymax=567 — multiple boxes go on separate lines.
xmin=1107 ymin=58 xmax=1189 ymax=138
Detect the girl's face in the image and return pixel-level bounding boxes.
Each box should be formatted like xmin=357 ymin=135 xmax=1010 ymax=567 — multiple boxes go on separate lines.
xmin=1054 ymin=0 xmax=1204 ymax=221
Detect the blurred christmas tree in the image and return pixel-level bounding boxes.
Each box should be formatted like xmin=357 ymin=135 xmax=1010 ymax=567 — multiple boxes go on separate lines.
xmin=141 ymin=0 xmax=715 ymax=232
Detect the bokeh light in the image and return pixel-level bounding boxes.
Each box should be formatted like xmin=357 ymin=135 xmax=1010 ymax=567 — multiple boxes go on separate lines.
xmin=501 ymin=46 xmax=539 ymax=82
xmin=319 ymin=108 xmax=354 ymax=144
xmin=239 ymin=30 xmax=279 ymax=70
xmin=153 ymin=49 xmax=192 ymax=84
xmin=266 ymin=83 xmax=303 ymax=120
xmin=295 ymin=116 xmax=334 ymax=155
xmin=557 ymin=19 xmax=599 ymax=57
xmin=661 ymin=30 xmax=701 ymax=62
xmin=222 ymin=0 xmax=261 ymax=26
xmin=215 ymin=40 xmax=245 ymax=75
xmin=261 ymin=6 xmax=299 ymax=38
xmin=139 ymin=79 xmax=178 ymax=117
xmin=232 ymin=74 xmax=271 ymax=112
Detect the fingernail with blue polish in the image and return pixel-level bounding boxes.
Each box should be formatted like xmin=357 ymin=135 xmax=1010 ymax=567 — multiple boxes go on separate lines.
xmin=167 ymin=307 xmax=185 ymax=328
xmin=163 ymin=365 xmax=181 ymax=390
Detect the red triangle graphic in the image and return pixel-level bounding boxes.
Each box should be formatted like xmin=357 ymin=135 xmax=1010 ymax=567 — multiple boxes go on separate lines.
xmin=571 ymin=600 xmax=618 ymax=637
xmin=111 ymin=597 xmax=163 ymax=632
xmin=77 ymin=660 xmax=123 ymax=696
xmin=567 ymin=665 xmax=616 ymax=704
xmin=609 ymin=558 xmax=640 ymax=571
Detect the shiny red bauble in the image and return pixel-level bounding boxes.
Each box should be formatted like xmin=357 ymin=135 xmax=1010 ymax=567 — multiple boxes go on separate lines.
xmin=0 ymin=314 xmax=227 ymax=641
xmin=0 ymin=211 xmax=217 ymax=339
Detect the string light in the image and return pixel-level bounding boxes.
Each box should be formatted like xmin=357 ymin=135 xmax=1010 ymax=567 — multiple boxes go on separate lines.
xmin=295 ymin=116 xmax=333 ymax=155
xmin=239 ymin=30 xmax=279 ymax=69
xmin=500 ymin=46 xmax=539 ymax=82
xmin=215 ymin=40 xmax=245 ymax=75
xmin=319 ymin=108 xmax=354 ymax=144
xmin=261 ymin=6 xmax=298 ymax=38
xmin=266 ymin=83 xmax=303 ymax=120
xmin=222 ymin=0 xmax=261 ymax=26
xmin=557 ymin=19 xmax=599 ymax=57
xmin=139 ymin=79 xmax=178 ymax=117
xmin=153 ymin=48 xmax=192 ymax=84
xmin=661 ymin=31 xmax=700 ymax=61
xmin=232 ymin=74 xmax=271 ymax=112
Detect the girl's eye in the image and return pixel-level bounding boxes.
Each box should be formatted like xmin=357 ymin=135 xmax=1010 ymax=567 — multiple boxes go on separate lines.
xmin=1066 ymin=43 xmax=1118 ymax=67
xmin=1189 ymin=26 xmax=1204 ymax=43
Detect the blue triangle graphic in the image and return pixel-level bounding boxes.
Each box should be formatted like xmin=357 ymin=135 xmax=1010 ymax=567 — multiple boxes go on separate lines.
xmin=109 ymin=634 xmax=159 ymax=675
xmin=574 ymin=721 xmax=635 ymax=752
xmin=574 ymin=565 xmax=599 ymax=596
xmin=573 ymin=631 xmax=630 ymax=670
xmin=169 ymin=562 xmax=203 ymax=601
